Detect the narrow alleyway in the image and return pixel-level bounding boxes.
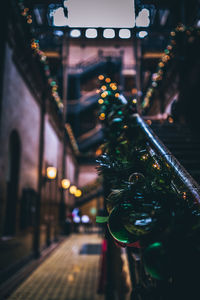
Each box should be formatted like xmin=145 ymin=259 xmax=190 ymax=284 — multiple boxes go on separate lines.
xmin=7 ymin=234 xmax=104 ymax=300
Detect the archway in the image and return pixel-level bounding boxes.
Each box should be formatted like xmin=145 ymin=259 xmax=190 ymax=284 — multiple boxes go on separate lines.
xmin=4 ymin=130 xmax=21 ymax=236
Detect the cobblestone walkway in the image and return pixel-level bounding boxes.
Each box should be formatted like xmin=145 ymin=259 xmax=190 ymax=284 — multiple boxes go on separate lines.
xmin=7 ymin=234 xmax=104 ymax=300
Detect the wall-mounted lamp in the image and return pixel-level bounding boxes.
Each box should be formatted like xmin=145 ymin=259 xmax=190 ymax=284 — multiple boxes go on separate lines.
xmin=46 ymin=166 xmax=57 ymax=180
xmin=61 ymin=179 xmax=70 ymax=189
xmin=74 ymin=189 xmax=82 ymax=198
xmin=69 ymin=185 xmax=77 ymax=194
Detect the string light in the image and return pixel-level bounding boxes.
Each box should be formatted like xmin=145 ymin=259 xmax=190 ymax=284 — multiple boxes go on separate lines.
xmin=168 ymin=116 xmax=174 ymax=123
xmin=146 ymin=120 xmax=152 ymax=125
xmin=98 ymin=75 xmax=104 ymax=80
xmin=18 ymin=2 xmax=63 ymax=112
xmin=158 ymin=62 xmax=165 ymax=68
xmin=152 ymin=163 xmax=161 ymax=170
xmin=131 ymin=88 xmax=138 ymax=94
xmin=111 ymin=85 xmax=117 ymax=91
xmin=182 ymin=192 xmax=187 ymax=200
xmin=105 ymin=77 xmax=111 ymax=83
xmin=61 ymin=179 xmax=70 ymax=189
xmin=142 ymin=25 xmax=200 ymax=110
xmin=96 ymin=148 xmax=103 ymax=156
xmin=46 ymin=167 xmax=57 ymax=180
xmin=75 ymin=189 xmax=82 ymax=197
xmin=69 ymin=185 xmax=77 ymax=194
xmin=101 ymin=92 xmax=108 ymax=98
xmin=101 ymin=85 xmax=107 ymax=91
xmin=115 ymin=93 xmax=120 ymax=98
xmin=99 ymin=113 xmax=106 ymax=121
xmin=170 ymin=31 xmax=176 ymax=37
xmin=141 ymin=154 xmax=148 ymax=161
xmin=98 ymin=99 xmax=104 ymax=104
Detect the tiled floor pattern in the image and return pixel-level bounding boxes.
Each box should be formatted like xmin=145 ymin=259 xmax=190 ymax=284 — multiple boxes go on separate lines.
xmin=7 ymin=234 xmax=105 ymax=300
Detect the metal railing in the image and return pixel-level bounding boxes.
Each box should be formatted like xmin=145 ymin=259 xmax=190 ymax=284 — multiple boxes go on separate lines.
xmin=126 ymin=113 xmax=200 ymax=300
xmin=68 ymin=54 xmax=122 ymax=74
xmin=135 ymin=114 xmax=200 ymax=204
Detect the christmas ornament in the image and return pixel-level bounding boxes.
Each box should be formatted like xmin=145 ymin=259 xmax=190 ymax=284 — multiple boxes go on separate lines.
xmin=108 ymin=205 xmax=139 ymax=244
xmin=143 ymin=242 xmax=170 ymax=280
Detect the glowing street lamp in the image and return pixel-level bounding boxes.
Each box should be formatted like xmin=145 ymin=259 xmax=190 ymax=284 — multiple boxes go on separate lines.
xmin=61 ymin=179 xmax=70 ymax=189
xmin=75 ymin=189 xmax=82 ymax=198
xmin=69 ymin=185 xmax=77 ymax=194
xmin=46 ymin=167 xmax=57 ymax=180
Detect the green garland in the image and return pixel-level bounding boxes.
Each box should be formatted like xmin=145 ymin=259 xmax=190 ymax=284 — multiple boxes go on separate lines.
xmin=142 ymin=24 xmax=200 ymax=110
xmin=18 ymin=1 xmax=64 ymax=111
xmin=96 ymin=75 xmax=200 ymax=281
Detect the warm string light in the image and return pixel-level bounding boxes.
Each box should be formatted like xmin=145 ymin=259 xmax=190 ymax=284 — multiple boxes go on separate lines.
xmin=101 ymin=92 xmax=108 ymax=98
xmin=69 ymin=185 xmax=77 ymax=194
xmin=142 ymin=25 xmax=200 ymax=110
xmin=97 ymin=76 xmax=120 ymax=122
xmin=182 ymin=192 xmax=187 ymax=200
xmin=110 ymin=83 xmax=117 ymax=90
xmin=168 ymin=116 xmax=174 ymax=124
xmin=152 ymin=163 xmax=161 ymax=170
xmin=99 ymin=112 xmax=106 ymax=121
xmin=146 ymin=119 xmax=152 ymax=126
xmin=111 ymin=85 xmax=117 ymax=91
xmin=20 ymin=6 xmax=32 ymax=24
xmin=95 ymin=148 xmax=103 ymax=156
xmin=61 ymin=179 xmax=70 ymax=189
xmin=98 ymin=75 xmax=104 ymax=80
xmin=132 ymin=99 xmax=137 ymax=104
xmin=141 ymin=154 xmax=148 ymax=161
xmin=75 ymin=189 xmax=82 ymax=197
xmin=101 ymin=85 xmax=107 ymax=91
xmin=98 ymin=99 xmax=104 ymax=104
xmin=18 ymin=1 xmax=63 ymax=112
xmin=46 ymin=167 xmax=57 ymax=180
xmin=105 ymin=77 xmax=111 ymax=83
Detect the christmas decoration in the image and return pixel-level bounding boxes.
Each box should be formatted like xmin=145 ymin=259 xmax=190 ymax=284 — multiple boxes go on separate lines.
xmin=143 ymin=242 xmax=170 ymax=280
xmin=18 ymin=1 xmax=63 ymax=111
xmin=96 ymin=75 xmax=200 ymax=282
xmin=142 ymin=24 xmax=200 ymax=111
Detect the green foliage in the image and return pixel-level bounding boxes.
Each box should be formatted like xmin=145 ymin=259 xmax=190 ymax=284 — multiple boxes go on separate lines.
xmin=96 ymin=75 xmax=200 ymax=280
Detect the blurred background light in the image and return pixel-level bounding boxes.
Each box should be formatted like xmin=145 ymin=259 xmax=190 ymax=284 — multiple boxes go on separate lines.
xmin=53 ymin=7 xmax=68 ymax=26
xmin=54 ymin=30 xmax=64 ymax=36
xmin=138 ymin=30 xmax=148 ymax=38
xmin=136 ymin=8 xmax=150 ymax=27
xmin=85 ymin=28 xmax=98 ymax=38
xmin=70 ymin=29 xmax=81 ymax=38
xmin=103 ymin=29 xmax=115 ymax=39
xmin=56 ymin=0 xmax=135 ymax=28
xmin=119 ymin=29 xmax=131 ymax=39
xmin=73 ymin=216 xmax=81 ymax=223
xmin=81 ymin=215 xmax=90 ymax=223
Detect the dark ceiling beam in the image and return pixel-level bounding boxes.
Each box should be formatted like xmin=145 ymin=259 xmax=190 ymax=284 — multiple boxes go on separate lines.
xmin=33 ymin=25 xmax=171 ymax=37
xmin=28 ymin=0 xmax=63 ymax=5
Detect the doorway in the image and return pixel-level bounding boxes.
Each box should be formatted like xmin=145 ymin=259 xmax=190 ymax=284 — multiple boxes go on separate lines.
xmin=4 ymin=130 xmax=21 ymax=236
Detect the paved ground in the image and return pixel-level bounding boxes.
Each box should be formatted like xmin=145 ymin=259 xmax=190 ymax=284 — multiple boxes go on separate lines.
xmin=7 ymin=234 xmax=105 ymax=300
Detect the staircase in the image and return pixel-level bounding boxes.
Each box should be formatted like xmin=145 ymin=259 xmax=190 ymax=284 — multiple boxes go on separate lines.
xmin=151 ymin=121 xmax=200 ymax=184
xmin=68 ymin=54 xmax=122 ymax=77
xmin=67 ymin=55 xmax=122 ymax=100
